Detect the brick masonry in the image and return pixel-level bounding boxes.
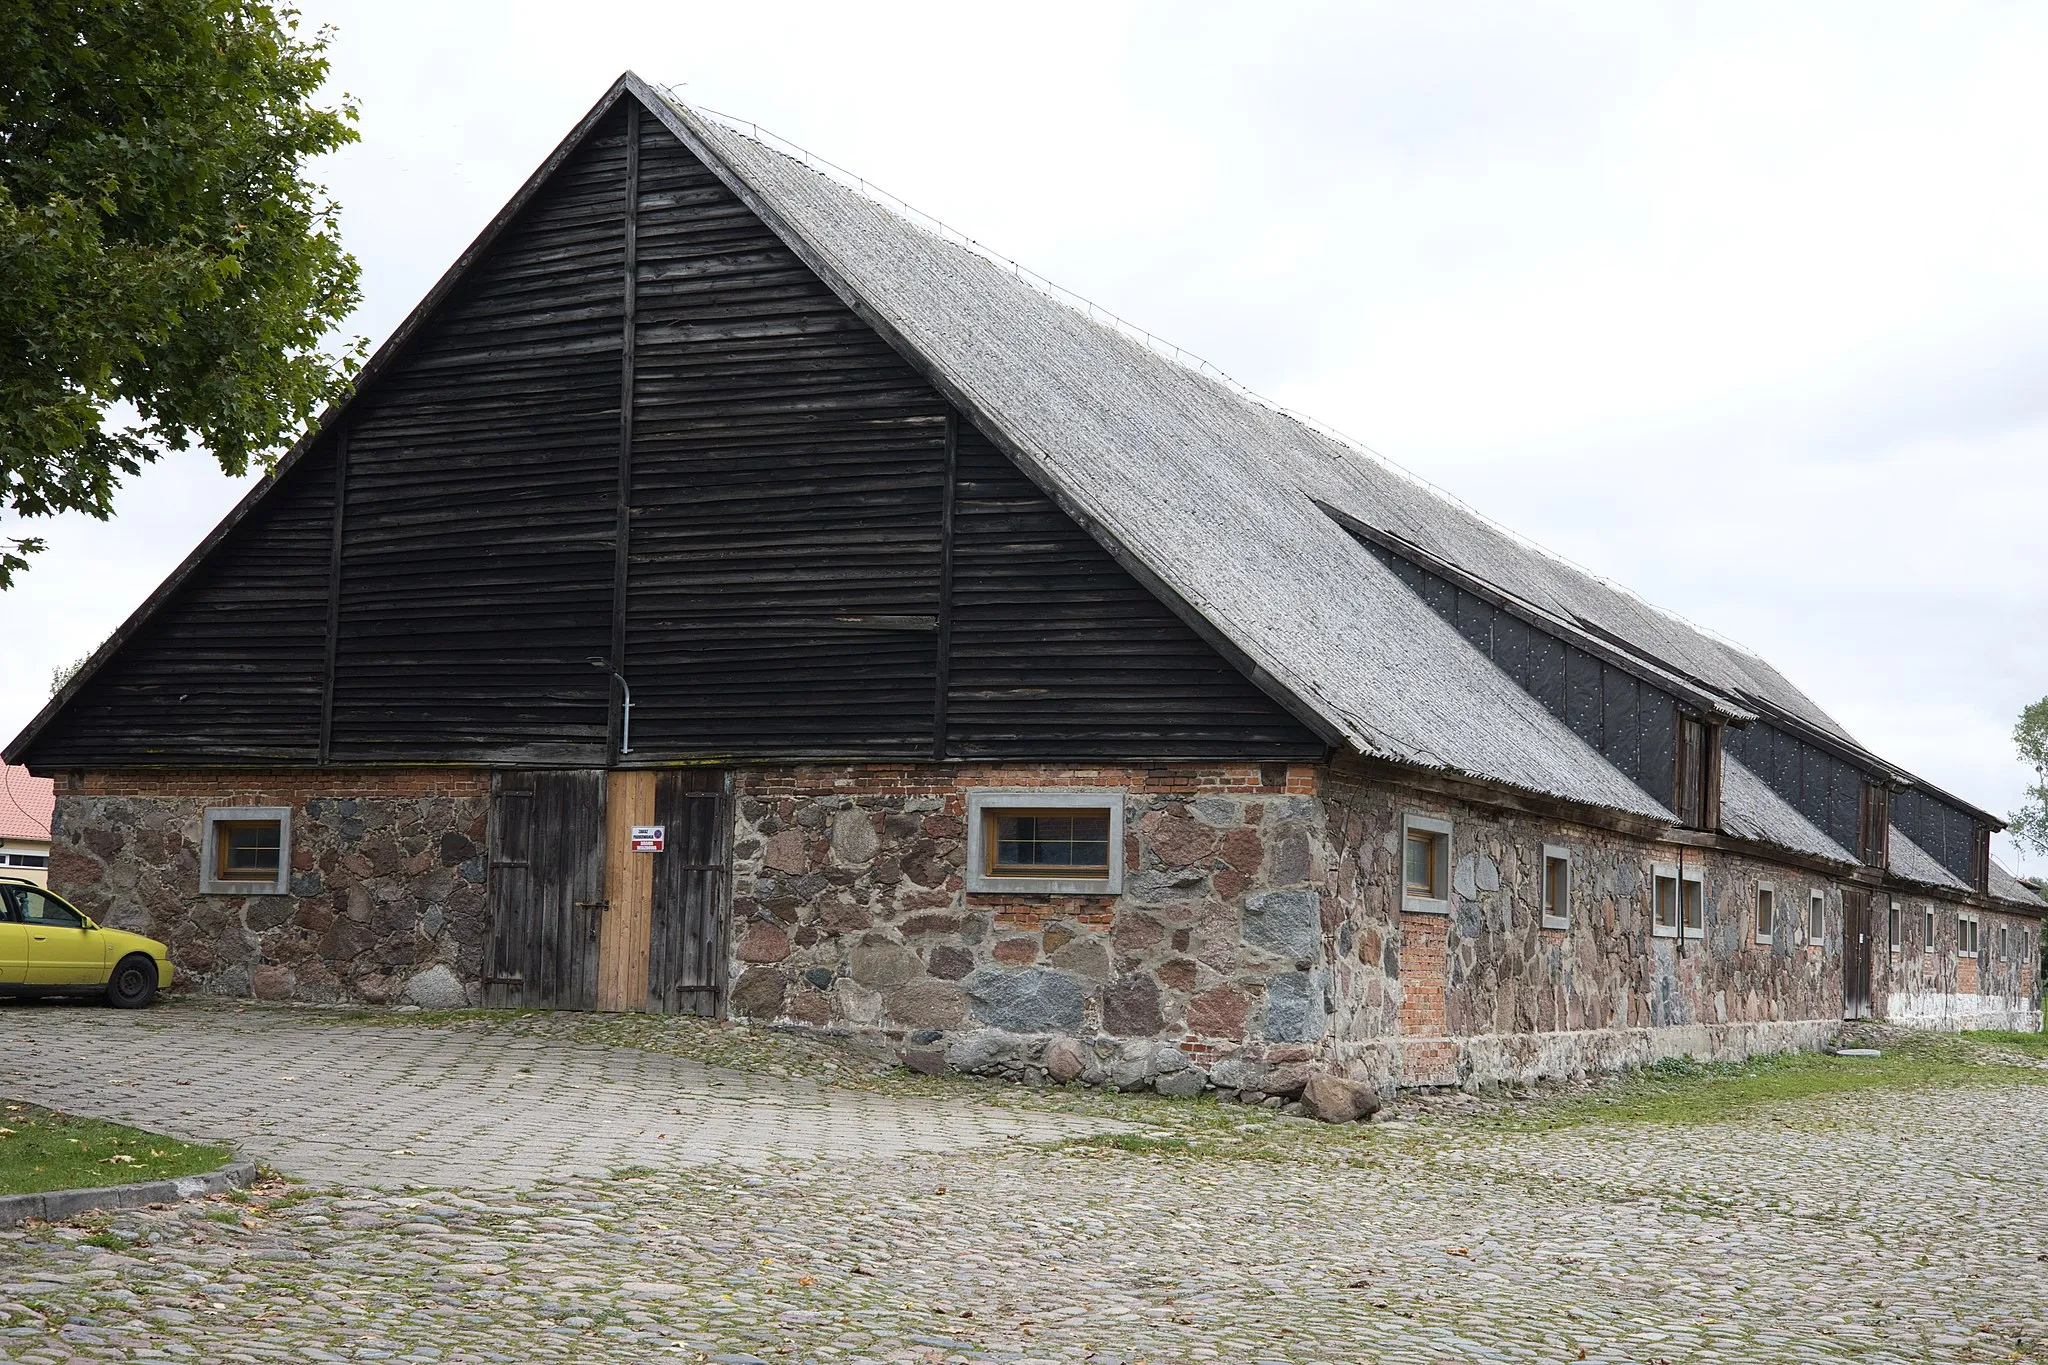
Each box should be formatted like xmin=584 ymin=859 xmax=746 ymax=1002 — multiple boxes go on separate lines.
xmin=51 ymin=770 xmax=490 ymax=1007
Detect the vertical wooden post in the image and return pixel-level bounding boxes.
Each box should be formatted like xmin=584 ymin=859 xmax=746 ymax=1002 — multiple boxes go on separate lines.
xmin=610 ymin=101 xmax=642 ymax=765
xmin=931 ymin=410 xmax=957 ymax=760
xmin=317 ymin=422 xmax=349 ymax=764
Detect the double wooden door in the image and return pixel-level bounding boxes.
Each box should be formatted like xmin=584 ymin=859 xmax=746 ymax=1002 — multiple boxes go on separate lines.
xmin=483 ymin=769 xmax=729 ymax=1014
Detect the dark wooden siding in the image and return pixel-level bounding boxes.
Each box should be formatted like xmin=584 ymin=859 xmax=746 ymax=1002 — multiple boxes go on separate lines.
xmin=1360 ymin=541 xmax=1681 ymax=811
xmin=1722 ymin=721 xmax=1873 ymax=860
xmin=622 ymin=119 xmax=948 ymax=756
xmin=1891 ymin=785 xmax=1986 ymax=885
xmin=20 ymin=439 xmax=338 ymax=767
xmin=325 ymin=113 xmax=631 ymax=764
xmin=18 ymin=101 xmax=1325 ymax=771
xmin=943 ymin=423 xmax=1322 ymax=759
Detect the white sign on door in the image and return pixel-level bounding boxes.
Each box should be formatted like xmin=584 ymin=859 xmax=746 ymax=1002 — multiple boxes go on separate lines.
xmin=629 ymin=825 xmax=665 ymax=853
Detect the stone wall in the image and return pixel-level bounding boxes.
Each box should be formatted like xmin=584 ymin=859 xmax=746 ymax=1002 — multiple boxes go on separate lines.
xmin=1877 ymin=897 xmax=2040 ymax=1031
xmin=1316 ymin=771 xmax=1851 ymax=1086
xmin=51 ymin=770 xmax=490 ymax=1007
xmin=724 ymin=762 xmax=1350 ymax=1098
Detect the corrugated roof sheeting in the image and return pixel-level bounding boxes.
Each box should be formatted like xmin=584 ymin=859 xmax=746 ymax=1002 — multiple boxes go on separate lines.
xmin=1989 ymin=860 xmax=2047 ymax=911
xmin=668 ymin=103 xmax=1677 ymax=820
xmin=1719 ymin=755 xmax=1857 ymax=866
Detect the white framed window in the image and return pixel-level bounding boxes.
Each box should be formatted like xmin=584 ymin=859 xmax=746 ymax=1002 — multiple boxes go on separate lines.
xmin=199 ymin=806 xmax=292 ymax=896
xmin=1958 ymin=914 xmax=1979 ymax=958
xmin=1680 ymin=867 xmax=1704 ymax=939
xmin=1652 ymin=863 xmax=1679 ymax=938
xmin=1998 ymin=924 xmax=2007 ymax=959
xmin=1923 ymin=905 xmax=1935 ymax=953
xmin=1887 ymin=897 xmax=1901 ymax=953
xmin=1540 ymin=845 xmax=1571 ymax=930
xmin=964 ymin=790 xmax=1124 ymax=896
xmin=1401 ymin=813 xmax=1452 ymax=915
xmin=1755 ymin=883 xmax=1775 ymax=945
xmin=1808 ymin=890 xmax=1825 ymax=946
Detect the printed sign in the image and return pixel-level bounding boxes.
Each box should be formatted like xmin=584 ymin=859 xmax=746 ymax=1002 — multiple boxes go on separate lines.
xmin=629 ymin=825 xmax=665 ymax=853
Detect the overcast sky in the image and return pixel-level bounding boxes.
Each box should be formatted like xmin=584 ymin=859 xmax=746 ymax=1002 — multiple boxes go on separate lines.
xmin=4 ymin=2 xmax=2044 ymax=868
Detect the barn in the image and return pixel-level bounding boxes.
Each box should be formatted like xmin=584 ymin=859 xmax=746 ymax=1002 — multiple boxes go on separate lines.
xmin=10 ymin=73 xmax=2040 ymax=1093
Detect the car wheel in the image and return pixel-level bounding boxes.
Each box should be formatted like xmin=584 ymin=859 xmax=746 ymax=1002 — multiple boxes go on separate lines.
xmin=106 ymin=954 xmax=159 ymax=1009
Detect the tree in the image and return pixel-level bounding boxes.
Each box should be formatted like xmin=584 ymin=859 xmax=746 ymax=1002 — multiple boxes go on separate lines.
xmin=2012 ymin=696 xmax=2048 ymax=857
xmin=1 ymin=2 xmax=363 ymax=588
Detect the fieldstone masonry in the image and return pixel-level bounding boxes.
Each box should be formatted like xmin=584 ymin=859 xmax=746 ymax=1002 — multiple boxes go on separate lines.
xmin=51 ymin=771 xmax=490 ymax=1006
xmin=37 ymin=761 xmax=2041 ymax=1095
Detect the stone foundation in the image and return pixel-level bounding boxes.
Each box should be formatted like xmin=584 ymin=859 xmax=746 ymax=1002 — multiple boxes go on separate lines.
xmin=51 ymin=771 xmax=490 ymax=1006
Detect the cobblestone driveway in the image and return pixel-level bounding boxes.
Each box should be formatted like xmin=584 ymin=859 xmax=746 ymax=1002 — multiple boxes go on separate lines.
xmin=0 ymin=1003 xmax=1113 ymax=1186
xmin=0 ymin=1006 xmax=2044 ymax=1363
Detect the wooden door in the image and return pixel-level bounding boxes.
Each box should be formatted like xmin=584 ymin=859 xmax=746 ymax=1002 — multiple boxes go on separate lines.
xmin=598 ymin=771 xmax=657 ymax=1012
xmin=1841 ymin=887 xmax=1872 ymax=1020
xmin=483 ymin=770 xmax=606 ymax=1010
xmin=648 ymin=769 xmax=730 ymax=1016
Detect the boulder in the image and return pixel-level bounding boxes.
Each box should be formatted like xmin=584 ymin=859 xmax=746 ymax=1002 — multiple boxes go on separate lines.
xmin=1154 ymin=1067 xmax=1207 ymax=1099
xmin=400 ymin=964 xmax=466 ymax=1009
xmin=1043 ymin=1036 xmax=1087 ymax=1084
xmin=1099 ymin=974 xmax=1164 ymax=1037
xmin=1299 ymin=1071 xmax=1380 ymax=1124
xmin=1261 ymin=971 xmax=1328 ymax=1043
xmin=1242 ymin=890 xmax=1321 ymax=960
xmin=964 ymin=967 xmax=1088 ymax=1033
xmin=829 ymin=808 xmax=881 ymax=864
xmin=901 ymin=1045 xmax=949 ymax=1076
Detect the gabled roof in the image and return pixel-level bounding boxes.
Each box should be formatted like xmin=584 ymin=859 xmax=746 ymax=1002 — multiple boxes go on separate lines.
xmin=0 ymin=762 xmax=53 ymax=843
xmin=647 ymin=87 xmax=1672 ymax=818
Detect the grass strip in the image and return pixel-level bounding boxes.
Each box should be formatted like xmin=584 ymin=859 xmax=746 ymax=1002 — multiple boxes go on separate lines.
xmin=0 ymin=1100 xmax=231 ymax=1196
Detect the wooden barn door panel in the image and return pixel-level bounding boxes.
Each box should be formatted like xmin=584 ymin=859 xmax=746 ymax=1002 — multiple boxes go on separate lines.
xmin=598 ymin=771 xmax=657 ymax=1012
xmin=483 ymin=770 xmax=605 ymax=1010
xmin=648 ymin=770 xmax=730 ymax=1017
xmin=1841 ymin=888 xmax=1872 ymax=1020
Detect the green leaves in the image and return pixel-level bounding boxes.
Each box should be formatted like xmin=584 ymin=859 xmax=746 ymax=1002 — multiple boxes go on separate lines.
xmin=2010 ymin=697 xmax=2048 ymax=856
xmin=0 ymin=1 xmax=366 ymax=587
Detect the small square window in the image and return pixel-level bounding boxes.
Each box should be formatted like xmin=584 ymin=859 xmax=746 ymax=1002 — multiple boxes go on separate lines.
xmin=1755 ymin=885 xmax=1775 ymax=945
xmin=1400 ymin=813 xmax=1452 ymax=915
xmin=965 ymin=791 xmax=1124 ymax=895
xmin=199 ymin=806 xmax=292 ymax=896
xmin=1541 ymin=846 xmax=1571 ymax=930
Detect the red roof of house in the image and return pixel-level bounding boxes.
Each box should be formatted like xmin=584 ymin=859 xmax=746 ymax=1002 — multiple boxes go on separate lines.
xmin=0 ymin=762 xmax=53 ymax=842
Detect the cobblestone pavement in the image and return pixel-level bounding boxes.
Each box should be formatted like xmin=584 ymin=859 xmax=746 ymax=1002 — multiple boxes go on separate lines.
xmin=0 ymin=1003 xmax=1117 ymax=1186
xmin=1 ymin=1007 xmax=2044 ymax=1363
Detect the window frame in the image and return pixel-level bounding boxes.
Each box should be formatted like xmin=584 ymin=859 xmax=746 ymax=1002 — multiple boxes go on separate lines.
xmin=1400 ymin=813 xmax=1453 ymax=916
xmin=1755 ymin=882 xmax=1775 ymax=945
xmin=1652 ymin=862 xmax=1679 ymax=938
xmin=1540 ymin=844 xmax=1571 ymax=931
xmin=1808 ymin=889 xmax=1825 ymax=947
xmin=963 ymin=790 xmax=1124 ymax=896
xmin=1923 ymin=905 xmax=1935 ymax=954
xmin=1958 ymin=913 xmax=1979 ymax=959
xmin=1887 ymin=897 xmax=1901 ymax=954
xmin=1679 ymin=866 xmax=1705 ymax=940
xmin=199 ymin=806 xmax=293 ymax=896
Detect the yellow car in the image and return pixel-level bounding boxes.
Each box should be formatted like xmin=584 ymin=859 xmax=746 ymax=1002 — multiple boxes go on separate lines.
xmin=0 ymin=878 xmax=173 ymax=1008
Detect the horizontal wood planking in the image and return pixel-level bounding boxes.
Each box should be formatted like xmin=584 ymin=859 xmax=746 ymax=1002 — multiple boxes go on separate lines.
xmin=945 ymin=423 xmax=1323 ymax=759
xmin=623 ymin=120 xmax=948 ymax=756
xmin=1361 ymin=540 xmax=1679 ymax=809
xmin=326 ymin=112 xmax=632 ymax=764
xmin=22 ymin=440 xmax=338 ymax=767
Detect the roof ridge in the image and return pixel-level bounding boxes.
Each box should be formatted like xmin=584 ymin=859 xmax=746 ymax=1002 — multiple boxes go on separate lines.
xmin=666 ymin=92 xmax=1790 ymax=682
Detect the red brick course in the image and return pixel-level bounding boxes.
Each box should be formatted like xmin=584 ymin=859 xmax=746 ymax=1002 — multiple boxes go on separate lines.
xmin=69 ymin=769 xmax=489 ymax=802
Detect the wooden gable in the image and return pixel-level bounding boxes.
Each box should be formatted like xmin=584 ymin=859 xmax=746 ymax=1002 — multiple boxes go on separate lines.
xmin=14 ymin=91 xmax=1320 ymax=770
